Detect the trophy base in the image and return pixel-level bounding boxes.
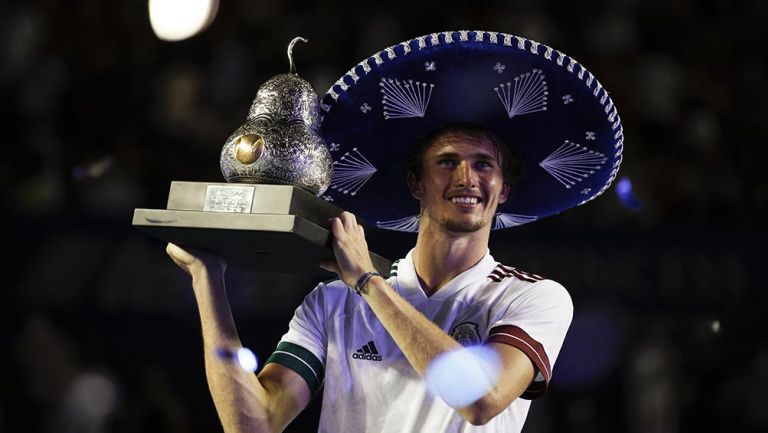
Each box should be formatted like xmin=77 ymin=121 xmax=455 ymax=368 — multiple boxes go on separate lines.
xmin=132 ymin=182 xmax=392 ymax=276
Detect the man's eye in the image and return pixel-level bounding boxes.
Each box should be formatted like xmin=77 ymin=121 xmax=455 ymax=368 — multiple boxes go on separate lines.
xmin=438 ymin=159 xmax=457 ymax=167
xmin=476 ymin=160 xmax=493 ymax=169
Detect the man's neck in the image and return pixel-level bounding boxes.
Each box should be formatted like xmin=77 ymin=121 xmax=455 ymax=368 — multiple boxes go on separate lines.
xmin=412 ymin=221 xmax=491 ymax=296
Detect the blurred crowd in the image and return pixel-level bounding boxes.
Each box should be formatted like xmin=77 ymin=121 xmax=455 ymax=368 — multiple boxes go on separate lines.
xmin=1 ymin=0 xmax=766 ymax=432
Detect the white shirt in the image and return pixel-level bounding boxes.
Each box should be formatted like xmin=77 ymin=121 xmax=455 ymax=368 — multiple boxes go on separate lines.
xmin=266 ymin=249 xmax=573 ymax=433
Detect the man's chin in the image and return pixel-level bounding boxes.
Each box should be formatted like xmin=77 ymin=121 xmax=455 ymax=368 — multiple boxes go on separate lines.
xmin=441 ymin=217 xmax=487 ymax=233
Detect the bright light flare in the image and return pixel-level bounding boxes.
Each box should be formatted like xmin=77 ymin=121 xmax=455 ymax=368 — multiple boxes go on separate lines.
xmin=615 ymin=176 xmax=643 ymax=211
xmin=72 ymin=156 xmax=113 ymax=181
xmin=236 ymin=347 xmax=258 ymax=372
xmin=148 ymin=0 xmax=219 ymax=42
xmin=710 ymin=319 xmax=721 ymax=334
xmin=215 ymin=347 xmax=259 ymax=372
xmin=616 ymin=177 xmax=632 ymax=196
xmin=425 ymin=346 xmax=501 ymax=408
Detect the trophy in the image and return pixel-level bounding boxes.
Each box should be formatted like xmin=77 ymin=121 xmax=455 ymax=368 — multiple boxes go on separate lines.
xmin=133 ymin=38 xmax=391 ymax=275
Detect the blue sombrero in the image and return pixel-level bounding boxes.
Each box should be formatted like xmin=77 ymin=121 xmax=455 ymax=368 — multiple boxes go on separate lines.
xmin=318 ymin=30 xmax=624 ymax=232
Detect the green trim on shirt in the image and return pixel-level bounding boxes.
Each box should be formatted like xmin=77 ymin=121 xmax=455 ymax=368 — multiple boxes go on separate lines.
xmin=265 ymin=341 xmax=325 ymax=396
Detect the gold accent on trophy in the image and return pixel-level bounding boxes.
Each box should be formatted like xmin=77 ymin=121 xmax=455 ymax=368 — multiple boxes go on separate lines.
xmin=133 ymin=37 xmax=391 ymax=275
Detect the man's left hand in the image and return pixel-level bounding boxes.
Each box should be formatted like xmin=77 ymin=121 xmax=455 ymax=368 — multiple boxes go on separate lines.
xmin=320 ymin=211 xmax=376 ymax=288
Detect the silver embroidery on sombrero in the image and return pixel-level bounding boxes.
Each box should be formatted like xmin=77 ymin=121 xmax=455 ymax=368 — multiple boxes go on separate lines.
xmin=494 ymin=69 xmax=548 ymax=118
xmin=376 ymin=215 xmax=420 ymax=232
xmin=380 ymin=78 xmax=434 ymax=119
xmin=493 ymin=213 xmax=538 ymax=229
xmin=347 ymin=69 xmax=360 ymax=83
xmin=331 ymin=148 xmax=377 ymax=196
xmin=320 ymin=31 xmax=626 ymax=219
xmin=539 ymin=140 xmax=607 ymax=189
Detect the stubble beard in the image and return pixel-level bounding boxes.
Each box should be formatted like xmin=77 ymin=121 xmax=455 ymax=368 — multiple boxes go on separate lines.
xmin=422 ymin=200 xmax=493 ymax=233
xmin=439 ymin=215 xmax=487 ymax=233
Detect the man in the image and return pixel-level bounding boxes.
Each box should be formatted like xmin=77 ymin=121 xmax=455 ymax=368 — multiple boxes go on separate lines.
xmin=167 ymin=30 xmax=623 ymax=432
xmin=167 ymin=124 xmax=572 ymax=432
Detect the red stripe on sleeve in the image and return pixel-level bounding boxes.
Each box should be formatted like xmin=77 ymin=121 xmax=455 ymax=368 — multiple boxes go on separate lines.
xmin=509 ymin=269 xmax=539 ymax=283
xmin=486 ymin=325 xmax=552 ymax=399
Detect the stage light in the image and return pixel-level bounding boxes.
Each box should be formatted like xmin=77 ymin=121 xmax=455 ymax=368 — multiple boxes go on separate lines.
xmin=148 ymin=0 xmax=219 ymax=42
xmin=710 ymin=319 xmax=721 ymax=334
xmin=425 ymin=346 xmax=501 ymax=408
xmin=215 ymin=346 xmax=259 ymax=372
xmin=615 ymin=176 xmax=643 ymax=211
xmin=72 ymin=156 xmax=113 ymax=181
xmin=236 ymin=347 xmax=258 ymax=372
xmin=616 ymin=177 xmax=632 ymax=196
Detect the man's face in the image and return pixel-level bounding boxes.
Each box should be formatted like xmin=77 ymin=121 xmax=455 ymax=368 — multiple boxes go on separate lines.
xmin=409 ymin=132 xmax=510 ymax=233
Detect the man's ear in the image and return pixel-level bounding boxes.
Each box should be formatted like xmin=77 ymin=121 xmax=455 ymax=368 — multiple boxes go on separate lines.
xmin=499 ymin=183 xmax=510 ymax=204
xmin=407 ymin=172 xmax=423 ymax=200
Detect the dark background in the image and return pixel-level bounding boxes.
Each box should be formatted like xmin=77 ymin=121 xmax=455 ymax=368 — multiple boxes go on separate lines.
xmin=1 ymin=0 xmax=766 ymax=432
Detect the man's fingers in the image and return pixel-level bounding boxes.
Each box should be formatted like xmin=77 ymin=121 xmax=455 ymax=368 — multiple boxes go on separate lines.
xmin=166 ymin=242 xmax=178 ymax=256
xmin=339 ymin=211 xmax=358 ymax=231
xmin=166 ymin=243 xmax=192 ymax=263
xmin=328 ymin=217 xmax=344 ymax=234
xmin=166 ymin=243 xmax=226 ymax=275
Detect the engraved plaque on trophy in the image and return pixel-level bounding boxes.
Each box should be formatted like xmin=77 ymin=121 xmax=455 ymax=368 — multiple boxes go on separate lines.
xmin=132 ymin=38 xmax=391 ymax=275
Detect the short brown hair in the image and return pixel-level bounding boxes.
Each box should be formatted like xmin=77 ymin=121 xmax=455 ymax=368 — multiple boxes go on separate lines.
xmin=405 ymin=123 xmax=525 ymax=186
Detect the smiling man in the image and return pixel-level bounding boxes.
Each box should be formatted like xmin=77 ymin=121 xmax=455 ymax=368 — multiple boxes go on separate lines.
xmin=166 ymin=30 xmax=624 ymax=433
xmin=309 ymin=123 xmax=572 ymax=431
xmin=407 ymin=125 xmax=516 ymax=235
xmin=166 ymin=124 xmax=573 ymax=433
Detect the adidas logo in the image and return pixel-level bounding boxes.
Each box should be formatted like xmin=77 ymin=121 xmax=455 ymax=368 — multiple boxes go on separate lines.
xmin=352 ymin=340 xmax=382 ymax=361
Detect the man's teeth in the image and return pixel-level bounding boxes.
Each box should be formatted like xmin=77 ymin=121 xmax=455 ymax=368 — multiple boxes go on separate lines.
xmin=451 ymin=197 xmax=479 ymax=204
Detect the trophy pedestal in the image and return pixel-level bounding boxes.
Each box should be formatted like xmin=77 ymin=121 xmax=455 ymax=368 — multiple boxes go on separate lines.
xmin=132 ymin=182 xmax=392 ymax=276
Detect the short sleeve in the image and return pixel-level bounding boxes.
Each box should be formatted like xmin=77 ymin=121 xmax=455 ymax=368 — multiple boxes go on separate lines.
xmin=265 ymin=282 xmax=328 ymax=397
xmin=486 ymin=279 xmax=573 ymax=399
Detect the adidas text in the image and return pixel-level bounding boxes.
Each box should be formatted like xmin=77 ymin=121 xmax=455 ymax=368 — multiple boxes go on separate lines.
xmin=352 ymin=353 xmax=382 ymax=361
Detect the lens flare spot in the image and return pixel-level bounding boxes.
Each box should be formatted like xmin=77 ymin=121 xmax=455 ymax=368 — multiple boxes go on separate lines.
xmin=215 ymin=347 xmax=258 ymax=372
xmin=148 ymin=0 xmax=219 ymax=42
xmin=236 ymin=348 xmax=258 ymax=372
xmin=616 ymin=177 xmax=632 ymax=196
xmin=615 ymin=176 xmax=643 ymax=211
xmin=425 ymin=346 xmax=501 ymax=407
xmin=710 ymin=319 xmax=721 ymax=334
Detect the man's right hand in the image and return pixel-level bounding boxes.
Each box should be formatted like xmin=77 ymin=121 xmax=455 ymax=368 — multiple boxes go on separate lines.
xmin=165 ymin=242 xmax=226 ymax=277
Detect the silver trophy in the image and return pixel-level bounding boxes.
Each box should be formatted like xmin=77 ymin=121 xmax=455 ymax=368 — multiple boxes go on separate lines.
xmin=133 ymin=38 xmax=390 ymax=275
xmin=220 ymin=37 xmax=332 ymax=194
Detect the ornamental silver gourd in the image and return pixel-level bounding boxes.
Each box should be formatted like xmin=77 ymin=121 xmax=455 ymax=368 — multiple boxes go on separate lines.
xmin=220 ymin=37 xmax=333 ymax=196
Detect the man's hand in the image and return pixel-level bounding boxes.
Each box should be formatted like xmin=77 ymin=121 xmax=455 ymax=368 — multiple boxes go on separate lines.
xmin=320 ymin=211 xmax=376 ymax=288
xmin=165 ymin=242 xmax=226 ymax=277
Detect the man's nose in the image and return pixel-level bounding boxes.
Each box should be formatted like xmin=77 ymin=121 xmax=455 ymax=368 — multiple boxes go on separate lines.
xmin=454 ymin=161 xmax=477 ymax=186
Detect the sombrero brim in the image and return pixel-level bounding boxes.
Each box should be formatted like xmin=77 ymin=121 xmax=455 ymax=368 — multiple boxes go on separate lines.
xmin=319 ymin=30 xmax=624 ymax=232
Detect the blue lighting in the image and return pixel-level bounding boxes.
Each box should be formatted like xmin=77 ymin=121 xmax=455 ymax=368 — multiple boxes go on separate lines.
xmin=425 ymin=346 xmax=501 ymax=407
xmin=615 ymin=176 xmax=643 ymax=211
xmin=215 ymin=347 xmax=259 ymax=372
xmin=616 ymin=177 xmax=632 ymax=196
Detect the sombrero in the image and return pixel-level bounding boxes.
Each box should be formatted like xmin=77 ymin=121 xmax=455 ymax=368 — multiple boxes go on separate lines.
xmin=318 ymin=30 xmax=624 ymax=232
